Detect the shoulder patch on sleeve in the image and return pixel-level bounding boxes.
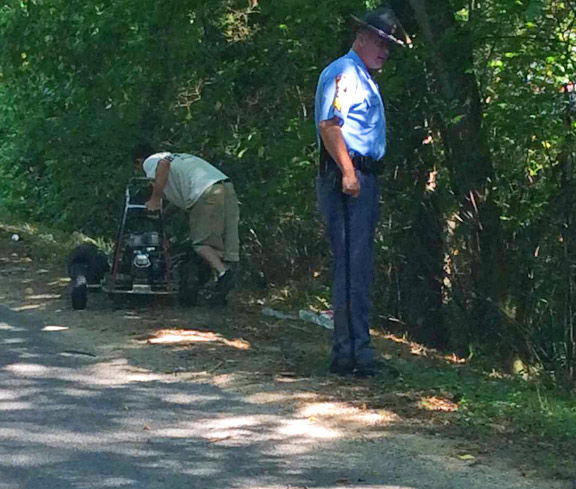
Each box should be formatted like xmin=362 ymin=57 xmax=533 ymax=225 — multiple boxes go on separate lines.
xmin=333 ymin=73 xmax=353 ymax=112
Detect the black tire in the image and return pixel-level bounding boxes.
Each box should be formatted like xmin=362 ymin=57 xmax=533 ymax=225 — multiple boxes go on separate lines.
xmin=178 ymin=260 xmax=200 ymax=307
xmin=197 ymin=259 xmax=212 ymax=287
xmin=67 ymin=244 xmax=109 ymax=285
xmin=71 ymin=277 xmax=88 ymax=310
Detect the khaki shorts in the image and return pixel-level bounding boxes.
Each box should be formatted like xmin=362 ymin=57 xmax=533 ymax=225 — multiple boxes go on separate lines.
xmin=188 ymin=181 xmax=240 ymax=262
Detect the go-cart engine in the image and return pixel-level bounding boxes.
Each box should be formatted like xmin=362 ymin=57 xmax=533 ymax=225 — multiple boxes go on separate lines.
xmin=115 ymin=231 xmax=168 ymax=291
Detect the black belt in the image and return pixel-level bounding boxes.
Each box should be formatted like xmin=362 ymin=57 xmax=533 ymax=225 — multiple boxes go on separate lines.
xmin=318 ymin=141 xmax=381 ymax=176
xmin=319 ymin=153 xmax=381 ymax=176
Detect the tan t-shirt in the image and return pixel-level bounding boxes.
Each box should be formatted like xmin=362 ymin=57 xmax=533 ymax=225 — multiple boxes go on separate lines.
xmin=143 ymin=152 xmax=228 ymax=209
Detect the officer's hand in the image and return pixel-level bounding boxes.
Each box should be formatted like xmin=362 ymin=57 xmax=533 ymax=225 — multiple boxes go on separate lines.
xmin=342 ymin=173 xmax=360 ymax=197
xmin=145 ymin=198 xmax=162 ymax=212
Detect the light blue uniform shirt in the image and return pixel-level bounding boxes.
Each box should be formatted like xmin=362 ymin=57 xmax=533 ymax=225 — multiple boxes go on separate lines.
xmin=315 ymin=50 xmax=386 ymax=160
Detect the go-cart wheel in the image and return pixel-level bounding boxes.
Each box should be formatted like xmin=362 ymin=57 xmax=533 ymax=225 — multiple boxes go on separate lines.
xmin=70 ymin=275 xmax=88 ymax=310
xmin=178 ymin=260 xmax=200 ymax=307
xmin=179 ymin=282 xmax=199 ymax=307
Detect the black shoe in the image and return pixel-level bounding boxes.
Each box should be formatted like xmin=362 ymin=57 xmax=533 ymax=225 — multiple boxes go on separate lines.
xmin=353 ymin=365 xmax=376 ymax=378
xmin=354 ymin=359 xmax=399 ymax=379
xmin=329 ymin=360 xmax=355 ymax=377
xmin=215 ymin=268 xmax=235 ymax=296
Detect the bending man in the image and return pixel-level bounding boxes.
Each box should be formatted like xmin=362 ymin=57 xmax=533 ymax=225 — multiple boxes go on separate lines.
xmin=133 ymin=145 xmax=239 ymax=298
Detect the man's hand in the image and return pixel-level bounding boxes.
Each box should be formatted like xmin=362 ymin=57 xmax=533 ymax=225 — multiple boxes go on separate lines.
xmin=342 ymin=171 xmax=360 ymax=197
xmin=319 ymin=118 xmax=360 ymax=198
xmin=145 ymin=158 xmax=171 ymax=212
xmin=145 ymin=197 xmax=162 ymax=212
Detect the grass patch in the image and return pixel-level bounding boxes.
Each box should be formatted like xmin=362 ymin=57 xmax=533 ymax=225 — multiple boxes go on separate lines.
xmin=381 ymin=344 xmax=576 ymax=478
xmin=0 ymin=218 xmax=112 ymax=263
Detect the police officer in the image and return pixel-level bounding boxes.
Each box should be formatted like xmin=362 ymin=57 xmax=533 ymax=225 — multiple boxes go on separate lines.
xmin=315 ymin=6 xmax=410 ymax=377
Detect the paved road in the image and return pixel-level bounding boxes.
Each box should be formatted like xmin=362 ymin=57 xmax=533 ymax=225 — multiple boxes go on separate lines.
xmin=0 ymin=304 xmax=567 ymax=489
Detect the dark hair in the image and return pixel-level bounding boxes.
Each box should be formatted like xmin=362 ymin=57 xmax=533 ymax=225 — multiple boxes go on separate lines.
xmin=132 ymin=142 xmax=155 ymax=161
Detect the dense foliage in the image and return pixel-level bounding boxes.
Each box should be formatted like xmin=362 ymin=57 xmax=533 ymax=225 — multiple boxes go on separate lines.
xmin=0 ymin=0 xmax=575 ymax=383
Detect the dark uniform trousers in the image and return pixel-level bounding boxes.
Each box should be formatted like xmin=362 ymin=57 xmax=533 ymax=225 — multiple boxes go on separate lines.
xmin=317 ymin=169 xmax=379 ymax=369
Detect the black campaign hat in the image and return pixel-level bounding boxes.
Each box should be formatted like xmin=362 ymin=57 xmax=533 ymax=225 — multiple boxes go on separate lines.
xmin=351 ymin=6 xmax=412 ymax=47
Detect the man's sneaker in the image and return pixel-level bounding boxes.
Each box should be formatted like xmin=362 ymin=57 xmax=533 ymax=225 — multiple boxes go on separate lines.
xmin=215 ymin=268 xmax=235 ymax=296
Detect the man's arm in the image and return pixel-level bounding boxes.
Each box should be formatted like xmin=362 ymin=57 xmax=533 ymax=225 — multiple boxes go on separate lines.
xmin=319 ymin=118 xmax=360 ymax=197
xmin=146 ymin=158 xmax=171 ymax=211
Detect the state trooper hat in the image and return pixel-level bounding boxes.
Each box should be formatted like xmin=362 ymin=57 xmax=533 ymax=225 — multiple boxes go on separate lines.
xmin=351 ymin=6 xmax=412 ymax=47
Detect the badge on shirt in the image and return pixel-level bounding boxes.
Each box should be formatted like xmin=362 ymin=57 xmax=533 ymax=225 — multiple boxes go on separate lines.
xmin=333 ymin=74 xmax=352 ymax=113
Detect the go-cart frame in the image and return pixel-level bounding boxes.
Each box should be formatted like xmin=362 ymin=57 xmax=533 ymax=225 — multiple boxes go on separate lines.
xmin=102 ymin=177 xmax=204 ymax=306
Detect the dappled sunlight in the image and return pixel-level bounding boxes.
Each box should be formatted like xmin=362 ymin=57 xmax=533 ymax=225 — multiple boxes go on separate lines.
xmin=42 ymin=325 xmax=69 ymax=332
xmin=0 ymin=426 xmax=145 ymax=448
xmin=124 ymin=314 xmax=144 ymax=320
xmin=48 ymin=277 xmax=70 ymax=287
xmin=147 ymin=328 xmax=250 ymax=350
xmin=89 ymin=477 xmax=137 ymax=487
xmin=153 ymin=415 xmax=278 ymax=445
xmin=245 ymin=391 xmax=318 ymax=405
xmin=28 ymin=294 xmax=61 ymax=300
xmin=144 ymin=410 xmax=346 ymax=448
xmin=418 ymin=396 xmax=458 ymax=412
xmin=3 ymin=451 xmax=69 ymax=468
xmin=207 ymin=415 xmax=265 ymax=430
xmin=5 ymin=363 xmax=52 ymax=377
xmin=178 ymin=464 xmax=226 ymax=478
xmin=277 ymin=418 xmax=341 ymax=439
xmin=2 ymin=337 xmax=26 ymax=344
xmin=161 ymin=392 xmax=221 ymax=405
xmin=211 ymin=372 xmax=254 ymax=388
xmin=299 ymin=401 xmax=400 ymax=428
xmin=381 ymin=332 xmax=466 ymax=364
xmin=0 ymin=322 xmax=23 ymax=331
xmin=3 ymin=359 xmax=166 ymax=387
xmin=0 ymin=402 xmax=33 ymax=411
xmin=58 ymin=387 xmax=107 ymax=399
xmin=11 ymin=304 xmax=42 ymax=311
xmin=204 ymin=416 xmax=276 ymax=443
xmin=442 ymin=352 xmax=466 ymax=365
xmin=0 ymin=390 xmax=22 ymax=401
xmin=83 ymin=360 xmax=166 ymax=385
xmin=15 ymin=292 xmax=63 ymax=312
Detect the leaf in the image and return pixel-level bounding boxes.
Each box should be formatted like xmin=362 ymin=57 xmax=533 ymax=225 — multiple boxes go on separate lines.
xmin=455 ymin=8 xmax=469 ymax=22
xmin=457 ymin=454 xmax=476 ymax=461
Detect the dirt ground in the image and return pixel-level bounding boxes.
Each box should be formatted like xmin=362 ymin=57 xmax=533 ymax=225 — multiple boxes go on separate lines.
xmin=0 ymin=227 xmax=574 ymax=487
